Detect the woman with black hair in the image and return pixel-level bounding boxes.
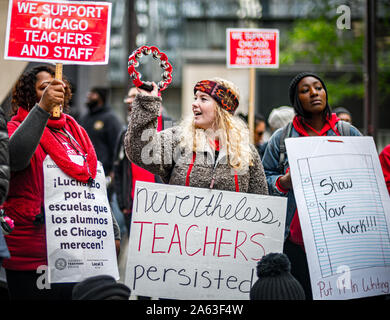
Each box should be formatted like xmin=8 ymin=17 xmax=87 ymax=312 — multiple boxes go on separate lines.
xmin=262 ymin=72 xmax=361 ymax=299
xmin=2 ymin=65 xmax=120 ymax=300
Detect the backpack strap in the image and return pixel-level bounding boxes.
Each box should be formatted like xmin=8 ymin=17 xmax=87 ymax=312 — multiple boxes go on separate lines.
xmin=335 ymin=120 xmax=351 ymax=136
xmin=278 ymin=122 xmax=293 ymax=174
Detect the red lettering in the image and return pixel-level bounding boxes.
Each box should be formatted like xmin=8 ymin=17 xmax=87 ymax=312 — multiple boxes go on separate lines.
xmin=168 ymin=224 xmax=182 ymax=255
xmin=250 ymin=233 xmax=266 ymax=261
xmin=234 ymin=230 xmax=248 ymax=261
xmin=185 ymin=224 xmax=201 ymax=256
xmin=217 ymin=228 xmax=232 ymax=257
xmin=203 ymin=226 xmax=218 ymax=256
xmin=132 ymin=221 xmax=265 ymax=262
xmin=133 ymin=221 xmax=152 ymax=251
xmin=152 ymin=222 xmax=168 ymax=253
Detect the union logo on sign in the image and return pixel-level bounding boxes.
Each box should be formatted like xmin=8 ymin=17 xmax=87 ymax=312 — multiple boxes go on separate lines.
xmin=54 ymin=258 xmax=67 ymax=270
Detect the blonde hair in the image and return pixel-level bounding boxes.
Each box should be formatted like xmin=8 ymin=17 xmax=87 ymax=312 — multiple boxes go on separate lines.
xmin=179 ymin=77 xmax=254 ymax=171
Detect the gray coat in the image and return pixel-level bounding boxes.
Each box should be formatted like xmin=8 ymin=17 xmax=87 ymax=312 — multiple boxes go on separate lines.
xmin=124 ymin=95 xmax=268 ymax=195
xmin=0 ymin=107 xmax=10 ymax=261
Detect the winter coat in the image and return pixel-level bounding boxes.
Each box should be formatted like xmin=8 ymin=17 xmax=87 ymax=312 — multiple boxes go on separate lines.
xmin=113 ymin=113 xmax=173 ymax=213
xmin=124 ymin=95 xmax=268 ymax=195
xmin=0 ymin=107 xmax=10 ymax=261
xmin=2 ymin=118 xmax=47 ymax=270
xmin=0 ymin=108 xmax=9 ymax=205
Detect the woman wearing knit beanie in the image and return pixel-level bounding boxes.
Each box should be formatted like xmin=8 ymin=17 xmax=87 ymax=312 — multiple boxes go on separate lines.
xmin=124 ymin=78 xmax=268 ymax=195
xmin=261 ymin=72 xmax=361 ymax=299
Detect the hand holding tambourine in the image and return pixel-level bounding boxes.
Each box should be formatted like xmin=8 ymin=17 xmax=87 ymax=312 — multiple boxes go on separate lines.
xmin=127 ymin=45 xmax=173 ymax=93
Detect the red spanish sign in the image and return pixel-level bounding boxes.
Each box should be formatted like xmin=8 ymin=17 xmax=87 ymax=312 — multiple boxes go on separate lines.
xmin=226 ymin=28 xmax=279 ymax=68
xmin=4 ymin=0 xmax=112 ymax=64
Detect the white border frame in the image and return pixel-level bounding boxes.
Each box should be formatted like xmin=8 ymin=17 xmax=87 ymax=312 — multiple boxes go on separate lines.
xmin=226 ymin=28 xmax=279 ymax=69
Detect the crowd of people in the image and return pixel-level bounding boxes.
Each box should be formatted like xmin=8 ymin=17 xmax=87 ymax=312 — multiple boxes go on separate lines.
xmin=0 ymin=65 xmax=389 ymax=301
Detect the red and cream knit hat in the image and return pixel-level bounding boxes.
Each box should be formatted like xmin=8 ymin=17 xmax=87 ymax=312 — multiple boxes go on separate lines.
xmin=194 ymin=80 xmax=239 ymax=115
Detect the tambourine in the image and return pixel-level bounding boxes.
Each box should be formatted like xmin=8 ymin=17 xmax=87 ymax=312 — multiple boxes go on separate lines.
xmin=128 ymin=45 xmax=173 ymax=92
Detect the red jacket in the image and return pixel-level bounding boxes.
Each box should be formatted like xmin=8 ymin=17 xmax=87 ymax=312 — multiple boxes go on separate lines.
xmin=379 ymin=144 xmax=390 ymax=194
xmin=2 ymin=120 xmax=48 ymax=270
xmin=3 ymin=108 xmax=96 ymax=270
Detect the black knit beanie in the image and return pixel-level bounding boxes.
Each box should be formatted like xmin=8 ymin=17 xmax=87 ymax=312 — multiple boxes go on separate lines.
xmin=72 ymin=275 xmax=131 ymax=300
xmin=250 ymin=253 xmax=306 ymax=300
xmin=288 ymin=72 xmax=331 ymax=119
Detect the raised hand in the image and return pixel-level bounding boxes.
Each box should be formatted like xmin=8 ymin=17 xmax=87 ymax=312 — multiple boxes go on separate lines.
xmin=38 ymin=79 xmax=66 ymax=114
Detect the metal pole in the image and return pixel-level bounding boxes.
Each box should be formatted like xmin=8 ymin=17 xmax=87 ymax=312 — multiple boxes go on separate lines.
xmin=364 ymin=0 xmax=377 ymax=140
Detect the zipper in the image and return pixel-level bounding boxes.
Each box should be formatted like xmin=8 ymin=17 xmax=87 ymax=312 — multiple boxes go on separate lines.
xmin=209 ymin=160 xmax=218 ymax=189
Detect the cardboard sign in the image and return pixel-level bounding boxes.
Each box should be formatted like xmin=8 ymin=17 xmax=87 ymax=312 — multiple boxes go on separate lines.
xmin=44 ymin=156 xmax=119 ymax=283
xmin=125 ymin=181 xmax=287 ymax=300
xmin=226 ymin=28 xmax=279 ymax=68
xmin=286 ymin=136 xmax=390 ymax=300
xmin=4 ymin=0 xmax=112 ymax=64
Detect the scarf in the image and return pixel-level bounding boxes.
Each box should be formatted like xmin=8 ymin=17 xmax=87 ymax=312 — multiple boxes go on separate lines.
xmin=12 ymin=107 xmax=97 ymax=183
xmin=292 ymin=113 xmax=340 ymax=137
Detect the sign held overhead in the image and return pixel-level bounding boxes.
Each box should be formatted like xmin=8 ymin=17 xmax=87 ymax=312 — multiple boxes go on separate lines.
xmin=4 ymin=0 xmax=112 ymax=64
xmin=226 ymin=28 xmax=279 ymax=68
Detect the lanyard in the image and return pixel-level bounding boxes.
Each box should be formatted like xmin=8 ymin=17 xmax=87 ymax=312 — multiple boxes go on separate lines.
xmin=50 ymin=127 xmax=87 ymax=157
xmin=49 ymin=127 xmax=94 ymax=186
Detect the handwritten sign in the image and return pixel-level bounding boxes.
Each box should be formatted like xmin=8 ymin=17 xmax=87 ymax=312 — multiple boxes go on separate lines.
xmin=124 ymin=181 xmax=287 ymax=300
xmin=44 ymin=156 xmax=119 ymax=283
xmin=4 ymin=0 xmax=111 ymax=64
xmin=226 ymin=28 xmax=279 ymax=68
xmin=286 ymin=136 xmax=390 ymax=300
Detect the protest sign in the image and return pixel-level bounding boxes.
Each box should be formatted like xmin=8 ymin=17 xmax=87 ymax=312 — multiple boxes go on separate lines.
xmin=4 ymin=0 xmax=111 ymax=64
xmin=125 ymin=181 xmax=287 ymax=300
xmin=286 ymin=136 xmax=390 ymax=300
xmin=43 ymin=156 xmax=119 ymax=283
xmin=226 ymin=28 xmax=279 ymax=68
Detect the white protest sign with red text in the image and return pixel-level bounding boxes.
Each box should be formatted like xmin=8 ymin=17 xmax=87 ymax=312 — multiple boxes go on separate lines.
xmin=125 ymin=181 xmax=286 ymax=300
xmin=4 ymin=0 xmax=111 ymax=64
xmin=226 ymin=28 xmax=279 ymax=68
